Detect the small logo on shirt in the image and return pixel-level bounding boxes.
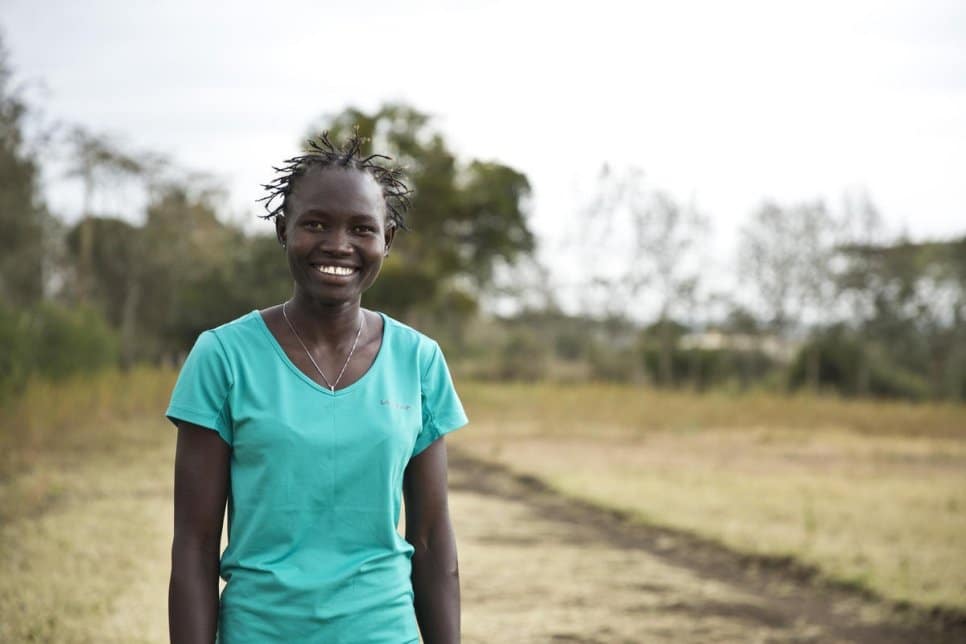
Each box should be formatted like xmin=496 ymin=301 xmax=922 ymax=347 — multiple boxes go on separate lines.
xmin=381 ymin=399 xmax=412 ymax=411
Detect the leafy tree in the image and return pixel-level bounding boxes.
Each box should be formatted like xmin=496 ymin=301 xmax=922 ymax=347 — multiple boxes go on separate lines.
xmin=64 ymin=216 xmax=141 ymax=364
xmin=304 ymin=104 xmax=535 ymax=321
xmin=833 ymin=192 xmax=887 ymax=394
xmin=65 ymin=127 xmax=157 ymax=303
xmin=65 ymin=217 xmax=140 ymax=325
xmin=836 ymin=236 xmax=966 ymax=400
xmin=0 ymin=37 xmax=49 ymax=307
xmin=138 ymin=186 xmax=238 ymax=359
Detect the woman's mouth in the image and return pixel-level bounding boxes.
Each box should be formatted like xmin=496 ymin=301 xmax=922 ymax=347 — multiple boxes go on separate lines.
xmin=314 ymin=264 xmax=357 ymax=276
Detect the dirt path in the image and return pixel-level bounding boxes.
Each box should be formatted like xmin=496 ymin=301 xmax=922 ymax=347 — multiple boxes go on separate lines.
xmin=449 ymin=449 xmax=965 ymax=644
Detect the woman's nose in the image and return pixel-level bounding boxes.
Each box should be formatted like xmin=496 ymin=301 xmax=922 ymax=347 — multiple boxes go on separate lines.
xmin=320 ymin=228 xmax=352 ymax=253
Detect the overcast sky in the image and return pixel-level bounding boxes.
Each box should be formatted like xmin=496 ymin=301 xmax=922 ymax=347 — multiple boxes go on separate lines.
xmin=3 ymin=0 xmax=965 ymax=308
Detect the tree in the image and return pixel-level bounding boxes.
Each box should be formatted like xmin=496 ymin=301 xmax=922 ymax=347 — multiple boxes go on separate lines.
xmin=577 ymin=165 xmax=709 ymax=386
xmin=65 ymin=127 xmax=160 ymax=302
xmin=302 ymin=104 xmax=535 ymax=322
xmin=571 ymin=164 xmax=645 ymax=318
xmin=738 ymin=200 xmax=838 ymax=390
xmin=834 ymin=191 xmax=887 ymax=394
xmin=64 ymin=216 xmax=141 ymax=365
xmin=0 ymin=36 xmax=49 ymax=307
xmin=638 ymin=191 xmax=708 ymax=385
xmin=837 ymin=236 xmax=966 ymax=400
xmin=138 ymin=185 xmax=238 ymax=359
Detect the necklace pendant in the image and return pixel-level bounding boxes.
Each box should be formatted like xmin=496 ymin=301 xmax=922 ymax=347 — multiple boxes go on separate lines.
xmin=330 ymin=385 xmax=335 ymax=392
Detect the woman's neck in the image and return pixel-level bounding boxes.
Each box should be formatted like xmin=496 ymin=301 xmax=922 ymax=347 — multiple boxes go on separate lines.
xmin=286 ymin=292 xmax=363 ymax=346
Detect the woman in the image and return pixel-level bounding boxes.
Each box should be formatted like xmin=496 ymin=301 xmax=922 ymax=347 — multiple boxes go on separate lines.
xmin=166 ymin=132 xmax=467 ymax=643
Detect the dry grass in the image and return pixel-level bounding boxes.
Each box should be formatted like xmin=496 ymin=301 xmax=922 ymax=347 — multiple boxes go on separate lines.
xmin=456 ymin=381 xmax=965 ymax=439
xmin=0 ymin=369 xmax=176 ymax=641
xmin=0 ymin=367 xmax=176 ymax=480
xmin=0 ymin=423 xmax=173 ymax=642
xmin=450 ymin=382 xmax=966 ymax=612
xmin=1 ymin=374 xmax=964 ymax=640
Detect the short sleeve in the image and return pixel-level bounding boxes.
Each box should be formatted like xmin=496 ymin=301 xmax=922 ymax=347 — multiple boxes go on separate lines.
xmin=165 ymin=330 xmax=234 ymax=446
xmin=412 ymin=342 xmax=468 ymax=458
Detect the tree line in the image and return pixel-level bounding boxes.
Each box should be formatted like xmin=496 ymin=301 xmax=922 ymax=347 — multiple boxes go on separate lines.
xmin=513 ymin=166 xmax=965 ymax=401
xmin=1 ymin=38 xmax=963 ymax=401
xmin=0 ymin=41 xmax=534 ymax=397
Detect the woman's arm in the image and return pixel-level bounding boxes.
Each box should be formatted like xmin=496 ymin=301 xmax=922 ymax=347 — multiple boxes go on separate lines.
xmin=403 ymin=437 xmax=460 ymax=644
xmin=169 ymin=421 xmax=231 ymax=644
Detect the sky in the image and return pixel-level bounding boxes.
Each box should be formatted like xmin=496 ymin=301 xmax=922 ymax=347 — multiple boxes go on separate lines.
xmin=3 ymin=0 xmax=965 ymax=313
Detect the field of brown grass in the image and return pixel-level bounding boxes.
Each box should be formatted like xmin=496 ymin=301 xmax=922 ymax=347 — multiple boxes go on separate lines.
xmin=450 ymin=382 xmax=966 ymax=612
xmin=1 ymin=373 xmax=964 ymax=641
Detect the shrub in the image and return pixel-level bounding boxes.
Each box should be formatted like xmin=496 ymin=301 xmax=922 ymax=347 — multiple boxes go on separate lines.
xmin=498 ymin=329 xmax=549 ymax=381
xmin=789 ymin=328 xmax=931 ymax=400
xmin=637 ymin=345 xmax=777 ymax=390
xmin=0 ymin=302 xmax=119 ymax=401
xmin=0 ymin=305 xmax=34 ymax=398
xmin=30 ymin=302 xmax=119 ymax=380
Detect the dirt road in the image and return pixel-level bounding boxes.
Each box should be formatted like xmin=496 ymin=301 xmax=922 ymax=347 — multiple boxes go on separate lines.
xmin=449 ymin=449 xmax=964 ymax=644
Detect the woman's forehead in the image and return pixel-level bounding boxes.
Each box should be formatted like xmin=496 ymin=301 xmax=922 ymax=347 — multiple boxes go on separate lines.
xmin=287 ymin=166 xmax=386 ymax=218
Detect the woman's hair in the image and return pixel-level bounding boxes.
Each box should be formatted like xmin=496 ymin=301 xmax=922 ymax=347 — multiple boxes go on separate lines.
xmin=258 ymin=131 xmax=412 ymax=230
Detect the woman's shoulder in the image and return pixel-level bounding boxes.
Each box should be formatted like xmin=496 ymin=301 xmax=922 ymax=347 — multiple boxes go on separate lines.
xmin=198 ymin=310 xmax=266 ymax=351
xmin=377 ymin=311 xmax=443 ymax=358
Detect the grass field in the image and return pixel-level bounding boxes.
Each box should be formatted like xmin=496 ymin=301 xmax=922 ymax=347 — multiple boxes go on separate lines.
xmin=449 ymin=382 xmax=966 ymax=612
xmin=0 ymin=370 xmax=176 ymax=642
xmin=0 ymin=371 xmax=964 ymax=640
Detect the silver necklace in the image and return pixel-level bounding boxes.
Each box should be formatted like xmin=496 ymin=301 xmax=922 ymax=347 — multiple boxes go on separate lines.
xmin=282 ymin=301 xmax=365 ymax=392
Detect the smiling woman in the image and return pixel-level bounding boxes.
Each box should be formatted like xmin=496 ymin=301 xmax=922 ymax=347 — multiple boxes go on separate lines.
xmin=165 ymin=132 xmax=467 ymax=644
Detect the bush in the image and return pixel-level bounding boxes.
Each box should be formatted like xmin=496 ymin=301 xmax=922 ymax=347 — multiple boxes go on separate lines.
xmin=0 ymin=302 xmax=119 ymax=401
xmin=638 ymin=345 xmax=777 ymax=390
xmin=0 ymin=305 xmax=33 ymax=398
xmin=789 ymin=328 xmax=931 ymax=400
xmin=587 ymin=343 xmax=642 ymax=383
xmin=497 ymin=329 xmax=549 ymax=381
xmin=30 ymin=302 xmax=119 ymax=381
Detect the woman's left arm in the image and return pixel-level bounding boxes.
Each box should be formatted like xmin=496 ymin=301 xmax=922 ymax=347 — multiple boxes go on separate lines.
xmin=403 ymin=437 xmax=460 ymax=644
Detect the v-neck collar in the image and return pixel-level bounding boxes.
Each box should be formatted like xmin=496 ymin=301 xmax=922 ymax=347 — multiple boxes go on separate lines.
xmin=252 ymin=309 xmax=387 ymax=397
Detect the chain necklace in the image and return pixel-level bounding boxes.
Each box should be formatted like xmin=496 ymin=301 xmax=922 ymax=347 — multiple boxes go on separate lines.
xmin=282 ymin=301 xmax=365 ymax=392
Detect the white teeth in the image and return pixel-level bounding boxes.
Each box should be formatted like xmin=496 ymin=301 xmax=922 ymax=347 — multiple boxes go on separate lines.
xmin=317 ymin=265 xmax=355 ymax=276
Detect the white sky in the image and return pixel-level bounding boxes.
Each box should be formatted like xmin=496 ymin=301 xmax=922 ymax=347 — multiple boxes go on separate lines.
xmin=3 ymin=0 xmax=965 ymax=314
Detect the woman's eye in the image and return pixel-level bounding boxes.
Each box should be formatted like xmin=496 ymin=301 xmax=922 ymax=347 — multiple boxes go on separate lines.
xmin=354 ymin=226 xmax=376 ymax=234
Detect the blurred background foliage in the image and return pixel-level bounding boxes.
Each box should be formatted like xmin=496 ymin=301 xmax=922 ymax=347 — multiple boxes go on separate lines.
xmin=0 ymin=38 xmax=964 ymax=404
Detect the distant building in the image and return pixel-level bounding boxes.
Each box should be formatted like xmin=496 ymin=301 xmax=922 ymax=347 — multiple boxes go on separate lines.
xmin=678 ymin=330 xmax=801 ymax=363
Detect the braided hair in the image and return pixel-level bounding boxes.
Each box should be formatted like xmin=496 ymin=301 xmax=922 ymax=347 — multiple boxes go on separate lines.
xmin=258 ymin=131 xmax=412 ymax=230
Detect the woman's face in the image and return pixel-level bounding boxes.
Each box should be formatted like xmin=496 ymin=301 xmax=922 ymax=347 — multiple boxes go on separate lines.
xmin=277 ymin=167 xmax=395 ymax=306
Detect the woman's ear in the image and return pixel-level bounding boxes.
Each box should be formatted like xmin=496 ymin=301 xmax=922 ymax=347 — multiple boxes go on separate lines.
xmin=275 ymin=215 xmax=287 ymax=248
xmin=384 ymin=224 xmax=396 ymax=257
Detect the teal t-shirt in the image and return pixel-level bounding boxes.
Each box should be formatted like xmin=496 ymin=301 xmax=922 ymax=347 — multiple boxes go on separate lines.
xmin=165 ymin=310 xmax=468 ymax=643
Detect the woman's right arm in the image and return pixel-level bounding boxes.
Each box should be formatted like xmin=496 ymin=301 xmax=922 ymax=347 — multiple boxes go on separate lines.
xmin=169 ymin=421 xmax=231 ymax=644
